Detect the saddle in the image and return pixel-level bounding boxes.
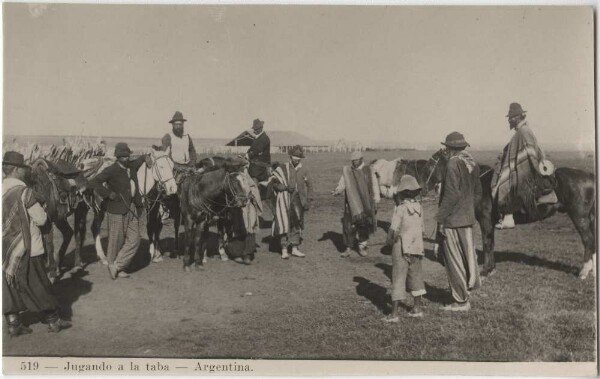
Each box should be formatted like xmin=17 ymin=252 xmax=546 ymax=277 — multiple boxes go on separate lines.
xmin=45 ymin=159 xmax=82 ymax=179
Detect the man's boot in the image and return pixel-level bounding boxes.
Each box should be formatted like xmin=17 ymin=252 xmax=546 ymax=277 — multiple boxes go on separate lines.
xmin=6 ymin=314 xmax=32 ymax=338
xmin=358 ymin=241 xmax=368 ymax=257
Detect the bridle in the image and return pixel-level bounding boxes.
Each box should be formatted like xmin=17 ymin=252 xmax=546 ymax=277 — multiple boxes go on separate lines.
xmin=424 ymin=156 xmax=440 ymax=191
xmin=141 ymin=154 xmax=176 ymax=219
xmin=195 ymin=171 xmax=249 ymax=218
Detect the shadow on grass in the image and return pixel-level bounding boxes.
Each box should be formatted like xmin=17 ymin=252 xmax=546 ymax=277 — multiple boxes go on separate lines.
xmin=495 ymin=251 xmax=579 ymax=275
xmin=353 ymin=276 xmax=391 ymax=315
xmin=22 ymin=271 xmax=93 ymax=326
xmin=317 ymin=231 xmax=346 ymax=253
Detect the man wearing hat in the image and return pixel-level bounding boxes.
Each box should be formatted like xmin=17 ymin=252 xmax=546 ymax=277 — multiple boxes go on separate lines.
xmin=436 ymin=132 xmax=482 ymax=311
xmin=271 ymin=145 xmax=313 ymax=259
xmin=89 ymin=143 xmax=146 ymax=279
xmin=247 ymin=118 xmax=271 ymax=183
xmin=2 ymin=152 xmax=71 ymax=336
xmin=161 ymin=111 xmax=197 ymax=170
xmin=492 ymin=103 xmax=557 ymax=229
xmin=332 ymin=151 xmax=376 ymax=257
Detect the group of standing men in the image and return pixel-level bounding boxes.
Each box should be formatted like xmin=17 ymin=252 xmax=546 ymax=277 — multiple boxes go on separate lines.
xmin=2 ymin=102 xmax=555 ymax=336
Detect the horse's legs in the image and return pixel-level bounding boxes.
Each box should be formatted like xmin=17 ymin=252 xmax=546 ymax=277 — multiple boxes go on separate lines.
xmin=72 ymin=202 xmax=88 ymax=271
xmin=198 ymin=222 xmax=208 ymax=265
xmin=182 ymin=215 xmax=194 ymax=271
xmin=43 ymin=224 xmax=57 ymax=280
xmin=55 ymin=219 xmax=74 ymax=274
xmin=173 ymin=207 xmax=181 ymax=258
xmin=147 ymin=204 xmax=162 ymax=262
xmin=569 ymin=213 xmax=596 ymax=279
xmin=92 ymin=209 xmax=108 ymax=265
xmin=217 ymin=217 xmax=228 ymax=261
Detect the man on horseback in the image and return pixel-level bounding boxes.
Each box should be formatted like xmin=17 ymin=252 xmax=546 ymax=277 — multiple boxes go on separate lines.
xmin=246 ymin=118 xmax=271 ymax=184
xmin=2 ymin=152 xmax=71 ymax=336
xmin=161 ymin=111 xmax=197 ymax=177
xmin=89 ymin=143 xmax=146 ymax=280
xmin=492 ymin=103 xmax=558 ymax=229
xmin=332 ymin=151 xmax=376 ymax=258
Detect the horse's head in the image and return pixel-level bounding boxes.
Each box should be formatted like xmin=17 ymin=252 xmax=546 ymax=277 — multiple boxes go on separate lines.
xmin=426 ymin=148 xmax=448 ymax=194
xmin=223 ymin=168 xmax=250 ymax=208
xmin=149 ymin=148 xmax=177 ymax=195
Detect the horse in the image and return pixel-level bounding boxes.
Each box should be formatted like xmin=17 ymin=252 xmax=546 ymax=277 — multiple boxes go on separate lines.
xmin=74 ymin=149 xmax=178 ymax=268
xmin=29 ymin=158 xmax=88 ymax=280
xmin=179 ymin=162 xmax=249 ymax=272
xmin=370 ymin=157 xmax=443 ymax=202
xmin=145 ymin=153 xmax=229 ymax=262
xmin=430 ymin=148 xmax=596 ymax=279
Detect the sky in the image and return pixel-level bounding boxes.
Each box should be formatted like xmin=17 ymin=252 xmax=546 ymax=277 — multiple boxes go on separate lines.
xmin=3 ymin=4 xmax=595 ymax=150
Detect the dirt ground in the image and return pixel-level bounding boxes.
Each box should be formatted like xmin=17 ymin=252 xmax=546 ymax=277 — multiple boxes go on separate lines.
xmin=3 ymin=150 xmax=596 ymax=361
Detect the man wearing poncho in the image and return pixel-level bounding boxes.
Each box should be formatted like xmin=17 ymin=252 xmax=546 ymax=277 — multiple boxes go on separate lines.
xmin=332 ymin=151 xmax=376 ymax=258
xmin=271 ymin=145 xmax=313 ymax=259
xmin=491 ymin=103 xmax=557 ymax=229
xmin=2 ymin=152 xmax=71 ymax=337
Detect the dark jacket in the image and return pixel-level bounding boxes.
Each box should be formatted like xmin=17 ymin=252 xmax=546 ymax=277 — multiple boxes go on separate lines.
xmin=89 ymin=156 xmax=146 ymax=215
xmin=436 ymin=155 xmax=482 ymax=228
xmin=247 ymin=132 xmax=271 ymax=181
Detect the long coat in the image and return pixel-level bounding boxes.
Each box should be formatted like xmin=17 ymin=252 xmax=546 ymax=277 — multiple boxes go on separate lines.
xmin=247 ymin=132 xmax=271 ymax=181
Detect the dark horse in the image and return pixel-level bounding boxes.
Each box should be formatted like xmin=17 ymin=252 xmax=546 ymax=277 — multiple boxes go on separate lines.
xmin=30 ymin=158 xmax=88 ymax=279
xmin=145 ymin=153 xmax=228 ymax=261
xmin=431 ymin=149 xmax=596 ymax=279
xmin=371 ymin=157 xmax=444 ymax=200
xmin=179 ymin=162 xmax=249 ymax=272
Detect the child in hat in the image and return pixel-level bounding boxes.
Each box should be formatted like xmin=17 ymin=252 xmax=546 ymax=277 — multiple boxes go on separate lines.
xmin=384 ymin=175 xmax=427 ymax=321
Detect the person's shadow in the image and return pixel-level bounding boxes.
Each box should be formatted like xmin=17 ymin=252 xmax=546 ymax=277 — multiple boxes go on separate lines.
xmin=21 ymin=270 xmax=93 ymax=326
xmin=317 ymin=231 xmax=346 ymax=253
xmin=353 ymin=276 xmax=393 ymax=315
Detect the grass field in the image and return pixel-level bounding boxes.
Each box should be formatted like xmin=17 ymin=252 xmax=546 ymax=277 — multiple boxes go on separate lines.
xmin=2 ymin=149 xmax=596 ymax=362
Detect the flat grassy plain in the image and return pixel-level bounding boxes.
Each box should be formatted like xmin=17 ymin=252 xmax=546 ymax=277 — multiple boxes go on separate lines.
xmin=3 ymin=148 xmax=596 ymax=362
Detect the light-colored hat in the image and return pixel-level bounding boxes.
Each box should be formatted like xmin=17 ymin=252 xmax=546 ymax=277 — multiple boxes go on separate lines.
xmin=397 ymin=175 xmax=421 ymax=192
xmin=350 ymin=151 xmax=363 ymax=161
xmin=538 ymin=159 xmax=555 ymax=176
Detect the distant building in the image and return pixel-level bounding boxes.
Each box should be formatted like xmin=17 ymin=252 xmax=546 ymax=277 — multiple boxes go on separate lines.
xmin=226 ymin=130 xmax=329 ymax=153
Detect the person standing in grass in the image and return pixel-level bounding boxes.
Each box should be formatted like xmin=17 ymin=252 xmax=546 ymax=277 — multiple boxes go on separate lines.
xmin=436 ymin=132 xmax=481 ymax=311
xmin=331 ymin=151 xmax=377 ymax=257
xmin=271 ymin=145 xmax=312 ymax=259
xmin=383 ymin=175 xmax=427 ymax=321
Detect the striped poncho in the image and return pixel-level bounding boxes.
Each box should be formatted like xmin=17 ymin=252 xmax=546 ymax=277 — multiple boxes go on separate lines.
xmin=271 ymin=163 xmax=303 ymax=236
xmin=491 ymin=121 xmax=548 ymax=215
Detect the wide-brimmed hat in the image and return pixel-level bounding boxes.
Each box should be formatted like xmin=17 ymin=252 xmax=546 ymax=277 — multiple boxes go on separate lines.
xmin=252 ymin=118 xmax=264 ymax=130
xmin=289 ymin=145 xmax=305 ymax=159
xmin=2 ymin=151 xmax=30 ymax=168
xmin=350 ymin=151 xmax=363 ymax=161
xmin=114 ymin=142 xmax=132 ymax=158
xmin=397 ymin=175 xmax=421 ymax=192
xmin=441 ymin=132 xmax=470 ymax=148
xmin=506 ymin=103 xmax=527 ymax=118
xmin=169 ymin=111 xmax=187 ymax=124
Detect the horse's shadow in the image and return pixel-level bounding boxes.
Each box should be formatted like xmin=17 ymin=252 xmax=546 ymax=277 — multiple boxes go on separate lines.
xmin=494 ymin=250 xmax=579 ymax=275
xmin=317 ymin=231 xmax=346 ymax=253
xmin=374 ymin=262 xmax=448 ymax=305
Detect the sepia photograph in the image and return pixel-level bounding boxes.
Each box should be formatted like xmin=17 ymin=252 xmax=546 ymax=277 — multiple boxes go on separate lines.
xmin=1 ymin=3 xmax=596 ymax=376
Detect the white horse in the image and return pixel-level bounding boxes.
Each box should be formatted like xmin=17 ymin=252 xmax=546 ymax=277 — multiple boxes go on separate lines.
xmin=78 ymin=149 xmax=177 ymax=265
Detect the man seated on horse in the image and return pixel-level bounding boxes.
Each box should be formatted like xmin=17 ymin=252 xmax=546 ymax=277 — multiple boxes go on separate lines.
xmin=492 ymin=103 xmax=557 ymax=229
xmin=2 ymin=151 xmax=71 ymax=336
xmin=332 ymin=151 xmax=376 ymax=258
xmin=246 ymin=118 xmax=271 ymax=184
xmin=161 ymin=111 xmax=197 ymax=182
